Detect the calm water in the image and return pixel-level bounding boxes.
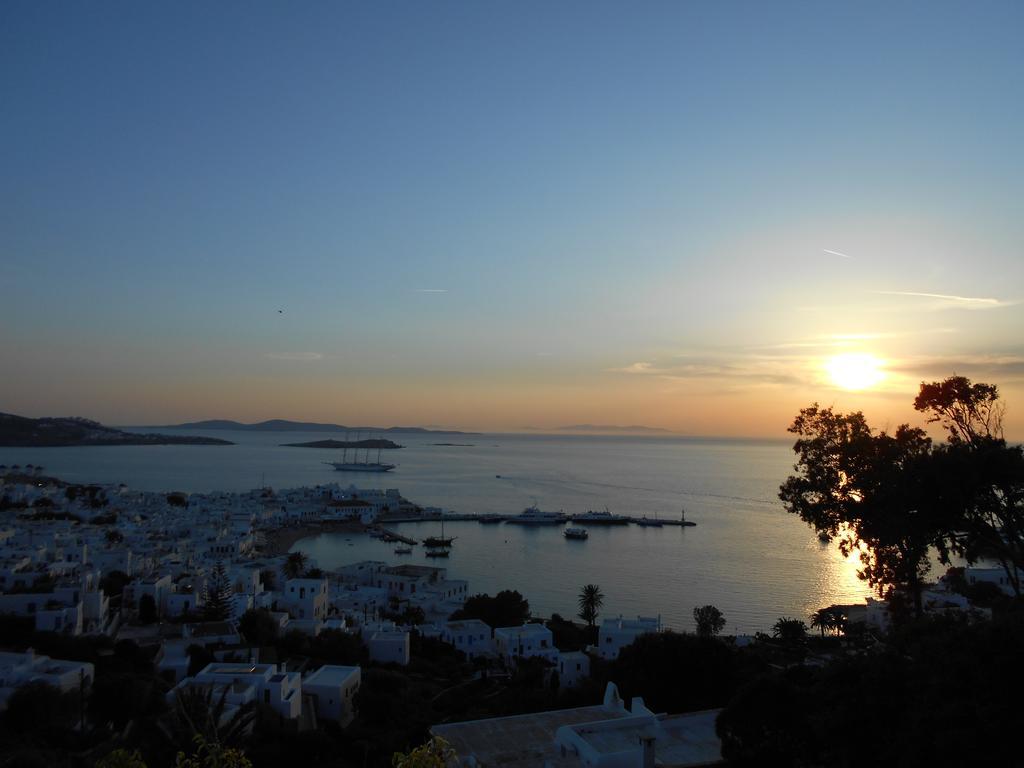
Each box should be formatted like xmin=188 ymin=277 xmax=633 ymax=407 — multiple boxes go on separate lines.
xmin=0 ymin=430 xmax=871 ymax=633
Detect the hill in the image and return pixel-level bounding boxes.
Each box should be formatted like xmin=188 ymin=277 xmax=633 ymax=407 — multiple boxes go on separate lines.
xmin=0 ymin=413 xmax=233 ymax=447
xmin=147 ymin=419 xmax=472 ymax=434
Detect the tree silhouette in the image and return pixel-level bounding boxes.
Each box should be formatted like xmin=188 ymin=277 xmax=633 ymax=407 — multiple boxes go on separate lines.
xmin=201 ymin=562 xmax=233 ymax=621
xmin=577 ymin=584 xmax=604 ymax=628
xmin=282 ymin=552 xmax=308 ymax=580
xmin=772 ymin=617 xmax=807 ymax=642
xmin=693 ymin=605 xmax=726 ymax=637
xmin=779 ymin=405 xmax=941 ymax=615
xmin=915 ymin=377 xmax=1024 ymax=596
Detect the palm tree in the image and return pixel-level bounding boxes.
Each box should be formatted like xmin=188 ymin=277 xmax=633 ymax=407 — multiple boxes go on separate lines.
xmin=810 ymin=608 xmax=830 ymax=638
xmin=167 ymin=684 xmax=256 ymax=753
xmin=772 ymin=617 xmax=808 ymax=642
xmin=577 ymin=584 xmax=604 ymax=628
xmin=282 ymin=551 xmax=308 ymax=580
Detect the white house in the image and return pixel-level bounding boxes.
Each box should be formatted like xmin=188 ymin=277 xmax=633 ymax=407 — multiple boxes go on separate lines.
xmin=279 ymin=577 xmax=329 ymax=621
xmin=494 ymin=624 xmax=558 ymax=665
xmin=303 ymin=665 xmax=361 ymax=726
xmin=555 ymin=651 xmax=590 ymax=688
xmin=595 ymin=615 xmax=661 ymax=660
xmin=442 ymin=619 xmax=494 ymax=660
xmin=0 ymin=649 xmax=95 ymax=710
xmin=965 ymin=566 xmax=1022 ymax=597
xmin=433 ymin=682 xmax=722 ymax=767
xmin=168 ymin=661 xmax=302 ymax=720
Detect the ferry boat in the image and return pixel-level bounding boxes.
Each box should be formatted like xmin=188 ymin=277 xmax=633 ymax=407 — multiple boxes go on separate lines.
xmin=563 ymin=527 xmax=589 ymax=540
xmin=570 ymin=508 xmax=630 ymax=525
xmin=505 ymin=506 xmax=567 ymax=526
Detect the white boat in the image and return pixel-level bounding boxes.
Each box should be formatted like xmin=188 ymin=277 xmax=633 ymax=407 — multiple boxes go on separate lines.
xmin=505 ymin=505 xmax=567 ymax=526
xmin=570 ymin=508 xmax=630 ymax=525
xmin=324 ymin=461 xmax=396 ymax=473
xmin=325 ymin=431 xmax=396 ymax=472
xmin=563 ymin=527 xmax=589 ymax=540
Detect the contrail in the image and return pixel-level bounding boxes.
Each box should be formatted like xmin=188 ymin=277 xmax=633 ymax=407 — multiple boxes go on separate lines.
xmin=877 ymin=291 xmax=1001 ymax=306
xmin=823 ymin=248 xmax=851 ymax=258
xmin=414 ymin=288 xmax=448 ymax=293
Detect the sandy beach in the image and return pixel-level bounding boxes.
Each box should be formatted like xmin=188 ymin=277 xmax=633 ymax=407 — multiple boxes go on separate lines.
xmin=260 ymin=520 xmax=366 ymax=557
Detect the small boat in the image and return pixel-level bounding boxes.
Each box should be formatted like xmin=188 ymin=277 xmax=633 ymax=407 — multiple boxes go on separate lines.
xmin=425 ymin=549 xmax=450 ymax=558
xmin=423 ymin=519 xmax=456 ymax=547
xmin=495 ymin=474 xmax=502 ymax=478
xmin=394 ymin=546 xmax=413 ymax=554
xmin=564 ymin=527 xmax=589 ymax=540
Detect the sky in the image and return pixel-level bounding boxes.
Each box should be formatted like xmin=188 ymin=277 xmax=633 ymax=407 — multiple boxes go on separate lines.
xmin=2 ymin=2 xmax=1023 ymax=437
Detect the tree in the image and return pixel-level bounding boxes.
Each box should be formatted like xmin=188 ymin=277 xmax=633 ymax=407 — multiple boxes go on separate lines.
xmin=168 ymin=686 xmax=256 ymax=753
xmin=175 ymin=735 xmax=252 ymax=768
xmin=202 ymin=562 xmax=233 ymax=621
xmin=772 ymin=617 xmax=807 ymax=642
xmin=779 ymin=404 xmax=943 ymax=615
xmin=391 ymin=736 xmax=457 ymax=767
xmin=95 ymin=750 xmax=148 ymax=768
xmin=138 ymin=593 xmax=158 ymax=624
xmin=577 ymin=584 xmax=604 ymax=629
xmin=449 ymin=590 xmax=530 ymax=628
xmin=282 ymin=552 xmax=308 ymax=580
xmin=915 ymin=377 xmax=1024 ymax=596
xmin=914 ymin=376 xmax=1003 ymax=444
xmin=610 ymin=631 xmax=743 ymax=713
xmin=693 ymin=605 xmax=726 ymax=637
xmin=259 ymin=569 xmax=276 ymax=591
xmin=809 ymin=607 xmax=845 ymax=637
xmin=238 ymin=608 xmax=278 ymax=646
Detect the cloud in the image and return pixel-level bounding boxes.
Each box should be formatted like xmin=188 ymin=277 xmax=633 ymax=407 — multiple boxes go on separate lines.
xmin=607 ymin=356 xmax=805 ymax=388
xmin=264 ymin=352 xmax=324 ymax=361
xmin=609 ymin=361 xmax=657 ymax=374
xmin=413 ymin=288 xmax=448 ymax=293
xmin=823 ymin=248 xmax=851 ymax=258
xmin=875 ymin=291 xmax=1014 ymax=309
xmin=886 ymin=352 xmax=1024 ymax=382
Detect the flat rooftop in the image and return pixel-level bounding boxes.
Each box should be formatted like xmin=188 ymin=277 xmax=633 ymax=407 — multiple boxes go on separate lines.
xmin=304 ymin=664 xmax=360 ymax=686
xmin=386 ymin=564 xmax=443 ymax=577
xmin=432 ymin=705 xmax=631 ymax=767
xmin=567 ymin=710 xmax=721 ymax=766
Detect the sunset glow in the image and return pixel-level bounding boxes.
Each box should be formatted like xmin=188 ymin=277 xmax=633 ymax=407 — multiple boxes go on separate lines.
xmin=826 ymin=354 xmax=886 ymax=391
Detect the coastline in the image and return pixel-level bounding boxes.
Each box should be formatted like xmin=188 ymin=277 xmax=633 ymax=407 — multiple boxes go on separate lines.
xmin=260 ymin=520 xmax=366 ymax=557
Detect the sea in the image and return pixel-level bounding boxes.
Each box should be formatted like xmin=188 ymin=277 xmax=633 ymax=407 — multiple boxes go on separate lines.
xmin=0 ymin=429 xmax=873 ymax=633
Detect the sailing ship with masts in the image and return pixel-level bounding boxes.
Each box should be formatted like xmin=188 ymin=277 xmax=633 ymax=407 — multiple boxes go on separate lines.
xmin=325 ymin=430 xmax=397 ymax=473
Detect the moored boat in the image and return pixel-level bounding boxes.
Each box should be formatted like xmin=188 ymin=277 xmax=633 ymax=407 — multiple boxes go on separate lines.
xmin=564 ymin=526 xmax=589 ymax=540
xmin=505 ymin=505 xmax=567 ymax=526
xmin=570 ymin=508 xmax=630 ymax=525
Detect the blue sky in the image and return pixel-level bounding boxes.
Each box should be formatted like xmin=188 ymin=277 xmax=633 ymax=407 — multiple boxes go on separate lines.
xmin=3 ymin=2 xmax=1023 ymax=435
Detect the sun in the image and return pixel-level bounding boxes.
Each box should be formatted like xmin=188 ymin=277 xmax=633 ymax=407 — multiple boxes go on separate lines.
xmin=826 ymin=353 xmax=885 ymax=390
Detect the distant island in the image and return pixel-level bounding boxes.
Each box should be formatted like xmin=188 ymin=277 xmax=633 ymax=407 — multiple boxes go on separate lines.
xmin=281 ymin=438 xmax=402 ymax=450
xmin=0 ymin=413 xmax=233 ymax=447
xmin=519 ymin=424 xmax=674 ymax=435
xmin=141 ymin=418 xmax=474 ymax=434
